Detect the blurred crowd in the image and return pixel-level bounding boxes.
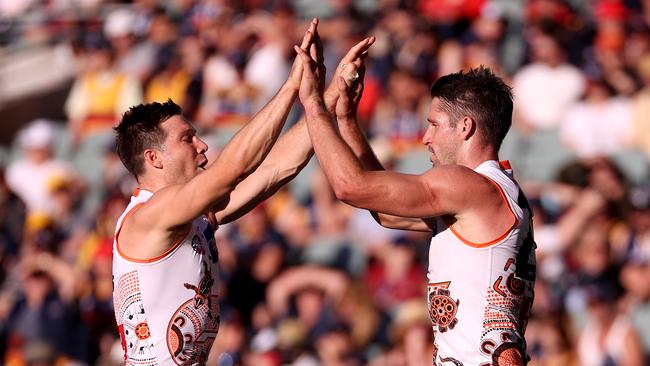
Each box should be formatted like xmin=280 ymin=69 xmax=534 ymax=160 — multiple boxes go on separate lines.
xmin=1 ymin=0 xmax=650 ymax=365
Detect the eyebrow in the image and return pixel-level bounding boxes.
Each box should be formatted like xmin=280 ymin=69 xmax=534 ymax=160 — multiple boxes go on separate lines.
xmin=180 ymin=126 xmax=196 ymax=134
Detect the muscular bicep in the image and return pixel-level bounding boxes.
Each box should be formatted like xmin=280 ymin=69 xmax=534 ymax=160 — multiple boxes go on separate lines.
xmin=338 ymin=165 xmax=489 ymax=219
xmin=131 ymin=164 xmax=242 ymax=232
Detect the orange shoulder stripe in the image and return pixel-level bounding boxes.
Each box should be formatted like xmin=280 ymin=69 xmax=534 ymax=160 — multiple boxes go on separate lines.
xmin=444 ymin=175 xmax=518 ymax=248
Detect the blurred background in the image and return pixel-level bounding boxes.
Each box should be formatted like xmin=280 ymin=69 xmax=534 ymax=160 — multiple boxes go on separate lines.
xmin=0 ymin=0 xmax=649 ymax=365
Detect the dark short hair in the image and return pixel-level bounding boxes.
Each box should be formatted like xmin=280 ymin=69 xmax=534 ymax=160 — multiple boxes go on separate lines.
xmin=430 ymin=66 xmax=513 ymax=150
xmin=114 ymin=100 xmax=182 ymax=179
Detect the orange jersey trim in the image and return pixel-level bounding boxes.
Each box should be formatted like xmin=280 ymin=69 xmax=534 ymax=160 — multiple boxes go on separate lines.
xmin=498 ymin=160 xmax=512 ymax=170
xmin=428 ymin=281 xmax=451 ymax=289
xmin=115 ymin=202 xmax=191 ymax=263
xmin=444 ymin=175 xmax=518 ymax=248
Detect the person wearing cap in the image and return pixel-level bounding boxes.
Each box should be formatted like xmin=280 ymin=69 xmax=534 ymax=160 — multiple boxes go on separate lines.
xmin=5 ymin=120 xmax=80 ymax=215
xmin=110 ymin=20 xmax=374 ymax=364
xmin=104 ymin=7 xmax=157 ymax=82
xmin=295 ymin=41 xmax=536 ymax=364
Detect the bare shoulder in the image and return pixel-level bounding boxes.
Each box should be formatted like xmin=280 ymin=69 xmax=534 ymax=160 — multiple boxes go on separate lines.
xmin=421 ymin=165 xmax=500 ymax=197
xmin=419 ymin=165 xmax=504 ymax=216
xmin=425 ymin=165 xmax=516 ymax=243
xmin=117 ymin=198 xmax=192 ymax=260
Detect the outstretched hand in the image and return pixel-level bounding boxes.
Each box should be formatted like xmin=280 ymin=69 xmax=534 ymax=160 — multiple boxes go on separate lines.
xmin=335 ymin=58 xmax=365 ymax=123
xmin=287 ymin=18 xmax=318 ymax=92
xmin=324 ymin=36 xmax=375 ymax=109
xmin=294 ymin=43 xmax=324 ymax=110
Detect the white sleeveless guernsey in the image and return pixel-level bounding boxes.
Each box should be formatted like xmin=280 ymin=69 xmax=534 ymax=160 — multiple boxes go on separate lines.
xmin=427 ymin=160 xmax=536 ymax=366
xmin=112 ymin=189 xmax=220 ymax=365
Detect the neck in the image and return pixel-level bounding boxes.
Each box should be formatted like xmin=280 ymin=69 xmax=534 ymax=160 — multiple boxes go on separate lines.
xmin=456 ymin=143 xmax=498 ymax=170
xmin=137 ymin=174 xmax=171 ymax=193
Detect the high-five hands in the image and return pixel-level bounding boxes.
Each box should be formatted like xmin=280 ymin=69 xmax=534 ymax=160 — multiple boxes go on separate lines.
xmin=294 ymin=43 xmax=324 ymax=110
xmin=325 ymin=37 xmax=375 ymax=112
xmin=294 ymin=22 xmax=375 ymax=116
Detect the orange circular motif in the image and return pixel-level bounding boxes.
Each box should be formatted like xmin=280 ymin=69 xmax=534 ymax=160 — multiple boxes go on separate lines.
xmin=493 ymin=344 xmax=524 ymax=366
xmin=169 ymin=328 xmax=179 ymax=352
xmin=430 ymin=294 xmax=457 ymax=327
xmin=135 ymin=322 xmax=150 ymax=340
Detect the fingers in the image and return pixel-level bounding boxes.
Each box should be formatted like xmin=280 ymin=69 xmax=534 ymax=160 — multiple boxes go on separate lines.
xmin=340 ymin=60 xmax=362 ymax=86
xmin=336 ymin=76 xmax=351 ymax=108
xmin=299 ymin=18 xmax=318 ymax=50
xmin=351 ymin=58 xmax=362 ymax=70
xmin=314 ymin=24 xmax=324 ymax=64
xmin=309 ymin=25 xmax=324 ymax=64
xmin=353 ymin=82 xmax=364 ymax=105
xmin=337 ymin=76 xmax=348 ymax=94
xmin=335 ymin=76 xmax=355 ymax=119
xmin=294 ymin=45 xmax=313 ymax=65
xmin=340 ymin=36 xmax=376 ymax=66
xmin=336 ymin=74 xmax=356 ymax=103
xmin=309 ymin=42 xmax=318 ymax=64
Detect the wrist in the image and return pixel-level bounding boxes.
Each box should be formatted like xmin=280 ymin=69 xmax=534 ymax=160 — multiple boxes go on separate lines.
xmin=304 ymin=98 xmax=329 ymax=118
xmin=281 ymin=80 xmax=300 ymax=96
xmin=337 ymin=115 xmax=357 ymax=126
xmin=323 ymin=91 xmax=338 ymax=114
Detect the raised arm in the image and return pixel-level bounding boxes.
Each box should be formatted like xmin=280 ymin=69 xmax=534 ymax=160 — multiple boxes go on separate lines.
xmin=119 ymin=22 xmax=318 ymax=259
xmin=334 ymin=57 xmax=435 ymax=232
xmin=213 ymin=35 xmax=377 ymax=225
xmin=295 ymin=45 xmax=502 ymax=220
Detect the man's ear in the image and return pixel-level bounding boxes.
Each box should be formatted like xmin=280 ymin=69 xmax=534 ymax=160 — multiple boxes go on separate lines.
xmin=144 ymin=149 xmax=163 ymax=169
xmin=460 ymin=116 xmax=477 ymax=140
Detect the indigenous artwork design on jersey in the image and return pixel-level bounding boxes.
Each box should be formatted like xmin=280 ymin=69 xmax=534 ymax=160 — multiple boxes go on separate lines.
xmin=428 ymin=281 xmax=459 ymax=333
xmin=114 ymin=270 xmax=157 ymax=365
xmin=166 ymin=260 xmax=220 ymax=365
xmin=478 ymin=256 xmax=531 ymax=366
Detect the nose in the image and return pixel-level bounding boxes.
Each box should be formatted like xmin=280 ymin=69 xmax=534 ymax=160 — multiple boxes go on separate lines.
xmin=194 ymin=136 xmax=208 ymax=154
xmin=422 ymin=125 xmax=432 ymax=146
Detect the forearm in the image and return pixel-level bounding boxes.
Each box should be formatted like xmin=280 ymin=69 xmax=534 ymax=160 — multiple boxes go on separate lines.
xmin=215 ymin=118 xmax=313 ymax=224
xmin=218 ymin=83 xmax=298 ymax=180
xmin=304 ymin=101 xmax=367 ymax=197
xmin=268 ymin=267 xmax=347 ymax=314
xmin=338 ymin=118 xmax=384 ymax=171
xmin=261 ymin=117 xmax=313 ymax=182
xmin=338 ymin=125 xmax=432 ymax=231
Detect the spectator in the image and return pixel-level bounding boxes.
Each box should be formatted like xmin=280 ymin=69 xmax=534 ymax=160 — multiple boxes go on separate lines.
xmin=2 ymin=1 xmax=650 ymax=364
xmin=560 ymin=76 xmax=632 ymax=157
xmin=5 ymin=120 xmax=80 ymax=215
xmin=64 ymin=34 xmax=143 ymax=144
xmin=512 ymin=26 xmax=585 ymax=133
xmin=577 ymin=282 xmax=645 ymax=366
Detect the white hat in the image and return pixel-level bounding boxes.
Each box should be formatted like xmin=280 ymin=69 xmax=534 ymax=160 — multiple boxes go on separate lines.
xmin=104 ymin=8 xmax=136 ymax=38
xmin=18 ymin=119 xmax=55 ymax=149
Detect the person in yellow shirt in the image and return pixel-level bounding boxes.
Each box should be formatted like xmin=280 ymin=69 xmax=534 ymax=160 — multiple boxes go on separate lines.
xmin=64 ymin=35 xmax=143 ymax=144
xmin=144 ymin=43 xmax=191 ymax=107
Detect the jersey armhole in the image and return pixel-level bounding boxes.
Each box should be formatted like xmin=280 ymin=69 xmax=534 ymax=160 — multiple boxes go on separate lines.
xmin=443 ymin=175 xmax=519 ymax=248
xmin=115 ymin=202 xmax=191 ymax=263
